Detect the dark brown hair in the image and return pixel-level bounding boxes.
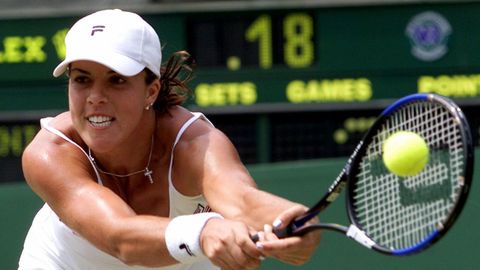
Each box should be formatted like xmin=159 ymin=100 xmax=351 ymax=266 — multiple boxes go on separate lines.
xmin=148 ymin=50 xmax=194 ymax=115
xmin=66 ymin=51 xmax=194 ymax=115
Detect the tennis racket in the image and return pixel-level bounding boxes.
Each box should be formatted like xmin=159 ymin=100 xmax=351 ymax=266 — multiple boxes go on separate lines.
xmin=253 ymin=93 xmax=474 ymax=256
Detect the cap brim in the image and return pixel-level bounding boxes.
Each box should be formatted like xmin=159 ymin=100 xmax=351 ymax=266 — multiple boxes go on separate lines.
xmin=53 ymin=50 xmax=145 ymax=77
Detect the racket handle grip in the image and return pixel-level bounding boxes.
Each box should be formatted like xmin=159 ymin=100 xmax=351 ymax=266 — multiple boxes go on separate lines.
xmin=250 ymin=233 xmax=260 ymax=242
xmin=273 ymin=225 xmax=291 ymax=238
xmin=250 ymin=224 xmax=292 ymax=242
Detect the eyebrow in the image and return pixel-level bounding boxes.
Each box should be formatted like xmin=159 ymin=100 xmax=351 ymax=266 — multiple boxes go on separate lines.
xmin=69 ymin=67 xmax=119 ymax=75
xmin=69 ymin=68 xmax=90 ymax=75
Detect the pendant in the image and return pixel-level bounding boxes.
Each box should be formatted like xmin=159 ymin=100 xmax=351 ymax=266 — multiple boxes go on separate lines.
xmin=144 ymin=168 xmax=154 ymax=184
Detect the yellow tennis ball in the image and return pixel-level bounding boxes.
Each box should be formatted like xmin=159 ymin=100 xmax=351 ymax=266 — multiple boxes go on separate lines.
xmin=382 ymin=131 xmax=429 ymax=177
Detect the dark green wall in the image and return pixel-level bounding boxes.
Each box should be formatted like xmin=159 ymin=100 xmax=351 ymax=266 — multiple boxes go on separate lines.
xmin=251 ymin=158 xmax=480 ymax=269
xmin=2 ymin=154 xmax=479 ymax=269
xmin=0 ymin=183 xmax=42 ymax=269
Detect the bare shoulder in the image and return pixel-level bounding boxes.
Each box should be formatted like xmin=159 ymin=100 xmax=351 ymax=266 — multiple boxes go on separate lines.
xmin=164 ymin=106 xmax=232 ymax=148
xmin=24 ymin=112 xmax=81 ymax=162
xmin=22 ymin=112 xmax=92 ymax=197
xmin=167 ymin=108 xmax=245 ymax=195
xmin=174 ymin=110 xmax=234 ymax=155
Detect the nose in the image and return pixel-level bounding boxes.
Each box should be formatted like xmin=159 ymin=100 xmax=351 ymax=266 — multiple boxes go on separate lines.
xmin=87 ymin=82 xmax=108 ymax=105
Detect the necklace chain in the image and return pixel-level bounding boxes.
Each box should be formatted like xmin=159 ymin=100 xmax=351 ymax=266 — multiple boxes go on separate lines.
xmin=88 ymin=136 xmax=155 ymax=184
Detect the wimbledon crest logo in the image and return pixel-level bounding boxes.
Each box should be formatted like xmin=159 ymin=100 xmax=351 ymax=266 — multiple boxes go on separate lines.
xmin=405 ymin=11 xmax=452 ymax=61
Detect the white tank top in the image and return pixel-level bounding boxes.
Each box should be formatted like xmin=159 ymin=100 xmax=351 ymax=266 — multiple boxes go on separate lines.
xmin=18 ymin=113 xmax=219 ymax=270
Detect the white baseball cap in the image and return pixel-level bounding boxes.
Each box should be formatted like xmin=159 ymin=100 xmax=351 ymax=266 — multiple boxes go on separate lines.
xmin=53 ymin=9 xmax=161 ymax=77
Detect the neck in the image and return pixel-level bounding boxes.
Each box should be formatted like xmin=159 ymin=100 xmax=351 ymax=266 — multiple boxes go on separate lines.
xmin=89 ymin=135 xmax=155 ymax=183
xmin=89 ymin=112 xmax=157 ymax=182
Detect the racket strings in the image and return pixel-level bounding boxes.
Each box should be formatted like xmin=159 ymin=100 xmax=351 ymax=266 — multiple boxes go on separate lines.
xmin=352 ymin=101 xmax=464 ymax=251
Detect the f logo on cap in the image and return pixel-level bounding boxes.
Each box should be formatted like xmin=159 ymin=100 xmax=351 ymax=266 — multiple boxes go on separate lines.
xmin=91 ymin=25 xmax=105 ymax=36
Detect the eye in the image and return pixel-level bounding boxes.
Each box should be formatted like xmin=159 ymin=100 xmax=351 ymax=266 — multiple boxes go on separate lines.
xmin=109 ymin=75 xmax=127 ymax=85
xmin=71 ymin=75 xmax=90 ymax=84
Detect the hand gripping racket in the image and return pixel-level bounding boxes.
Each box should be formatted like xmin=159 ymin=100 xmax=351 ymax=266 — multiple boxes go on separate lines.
xmin=253 ymin=93 xmax=474 ymax=256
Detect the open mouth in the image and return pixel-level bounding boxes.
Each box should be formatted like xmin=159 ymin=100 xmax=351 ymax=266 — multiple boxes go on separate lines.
xmin=88 ymin=115 xmax=113 ymax=127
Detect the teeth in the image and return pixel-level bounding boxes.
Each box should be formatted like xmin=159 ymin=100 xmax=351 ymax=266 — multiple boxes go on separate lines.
xmin=88 ymin=116 xmax=113 ymax=127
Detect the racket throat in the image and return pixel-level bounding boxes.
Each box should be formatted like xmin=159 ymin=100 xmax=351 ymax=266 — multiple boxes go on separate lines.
xmin=346 ymin=225 xmax=375 ymax=249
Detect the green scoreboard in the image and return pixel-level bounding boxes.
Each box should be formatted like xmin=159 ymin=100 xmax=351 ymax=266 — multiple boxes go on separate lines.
xmin=1 ymin=1 xmax=480 ymax=182
xmin=2 ymin=2 xmax=480 ymax=109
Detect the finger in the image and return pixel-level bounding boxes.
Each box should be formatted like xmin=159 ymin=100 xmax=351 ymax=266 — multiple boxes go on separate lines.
xmin=203 ymin=236 xmax=247 ymax=270
xmin=242 ymin=244 xmax=265 ymax=265
xmin=206 ymin=244 xmax=243 ymax=270
xmin=227 ymin=226 xmax=264 ymax=268
xmin=254 ymin=232 xmax=268 ymax=261
xmin=272 ymin=205 xmax=308 ymax=230
xmin=239 ymin=232 xmax=266 ymax=264
xmin=210 ymin=256 xmax=232 ymax=270
xmin=263 ymin=224 xmax=272 ymax=234
xmin=209 ymin=245 xmax=250 ymax=270
xmin=256 ymin=231 xmax=265 ymax=241
xmin=261 ymin=235 xmax=319 ymax=261
xmin=263 ymin=224 xmax=278 ymax=241
xmin=224 ymin=247 xmax=246 ymax=270
xmin=231 ymin=244 xmax=263 ymax=269
xmin=259 ymin=236 xmax=303 ymax=252
xmin=256 ymin=234 xmax=300 ymax=256
xmin=258 ymin=238 xmax=310 ymax=265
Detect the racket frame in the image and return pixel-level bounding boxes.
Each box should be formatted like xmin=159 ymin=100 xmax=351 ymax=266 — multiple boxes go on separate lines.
xmin=283 ymin=93 xmax=474 ymax=256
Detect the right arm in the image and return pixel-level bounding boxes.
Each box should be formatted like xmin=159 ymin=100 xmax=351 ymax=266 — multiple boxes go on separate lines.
xmin=23 ymin=126 xmax=177 ymax=267
xmin=22 ymin=119 xmax=262 ymax=269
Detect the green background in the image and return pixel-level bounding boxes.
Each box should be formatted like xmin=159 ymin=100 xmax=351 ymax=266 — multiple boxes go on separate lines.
xmin=2 ymin=153 xmax=479 ymax=269
xmin=2 ymin=2 xmax=480 ymax=111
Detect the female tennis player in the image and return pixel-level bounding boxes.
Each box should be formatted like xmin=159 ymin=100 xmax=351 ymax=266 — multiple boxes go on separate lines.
xmin=18 ymin=9 xmax=320 ymax=270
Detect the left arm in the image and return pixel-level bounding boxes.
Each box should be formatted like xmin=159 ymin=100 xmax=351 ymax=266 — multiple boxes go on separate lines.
xmin=174 ymin=123 xmax=296 ymax=227
xmin=174 ymin=123 xmax=320 ymax=265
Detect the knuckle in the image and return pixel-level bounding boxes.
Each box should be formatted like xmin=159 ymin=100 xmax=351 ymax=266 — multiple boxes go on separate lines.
xmin=237 ymin=236 xmax=249 ymax=247
xmin=208 ymin=242 xmax=225 ymax=258
xmin=250 ymin=259 xmax=261 ymax=269
xmin=237 ymin=255 xmax=250 ymax=266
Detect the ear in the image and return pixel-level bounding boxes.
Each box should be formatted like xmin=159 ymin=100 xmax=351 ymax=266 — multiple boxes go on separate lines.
xmin=145 ymin=79 xmax=161 ymax=106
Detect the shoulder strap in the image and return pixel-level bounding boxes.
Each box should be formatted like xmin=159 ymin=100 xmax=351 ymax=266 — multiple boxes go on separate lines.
xmin=40 ymin=118 xmax=103 ymax=185
xmin=168 ymin=113 xmax=212 ymax=184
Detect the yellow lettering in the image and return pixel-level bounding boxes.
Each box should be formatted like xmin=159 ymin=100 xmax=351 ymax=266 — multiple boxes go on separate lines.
xmin=318 ymin=80 xmax=335 ymax=100
xmin=240 ymin=82 xmax=257 ymax=105
xmin=211 ymin=84 xmax=225 ymax=105
xmin=226 ymin=83 xmax=239 ymax=105
xmin=418 ymin=74 xmax=480 ymax=97
xmin=23 ymin=125 xmax=38 ymax=146
xmin=0 ymin=127 xmax=9 ymax=157
xmin=24 ymin=36 xmax=47 ymax=62
xmin=0 ymin=125 xmax=40 ymax=158
xmin=0 ymin=36 xmax=23 ymax=63
xmin=356 ymin=78 xmax=372 ymax=101
xmin=0 ymin=35 xmax=47 ymax=63
xmin=52 ymin=28 xmax=68 ymax=60
xmin=11 ymin=126 xmax=23 ymax=156
xmin=286 ymin=80 xmax=306 ymax=103
xmin=344 ymin=117 xmax=375 ymax=133
xmin=195 ymin=84 xmax=211 ymax=107
xmin=306 ymin=80 xmax=321 ymax=101
xmin=286 ymin=78 xmax=372 ymax=103
xmin=344 ymin=118 xmax=357 ymax=132
xmin=194 ymin=82 xmax=257 ymax=107
xmin=418 ymin=76 xmax=434 ymax=93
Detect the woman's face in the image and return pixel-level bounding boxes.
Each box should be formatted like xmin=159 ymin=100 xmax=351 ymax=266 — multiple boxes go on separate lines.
xmin=68 ymin=61 xmax=158 ymax=153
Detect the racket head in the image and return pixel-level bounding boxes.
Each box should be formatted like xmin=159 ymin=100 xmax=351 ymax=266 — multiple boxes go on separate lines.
xmin=346 ymin=93 xmax=474 ymax=255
